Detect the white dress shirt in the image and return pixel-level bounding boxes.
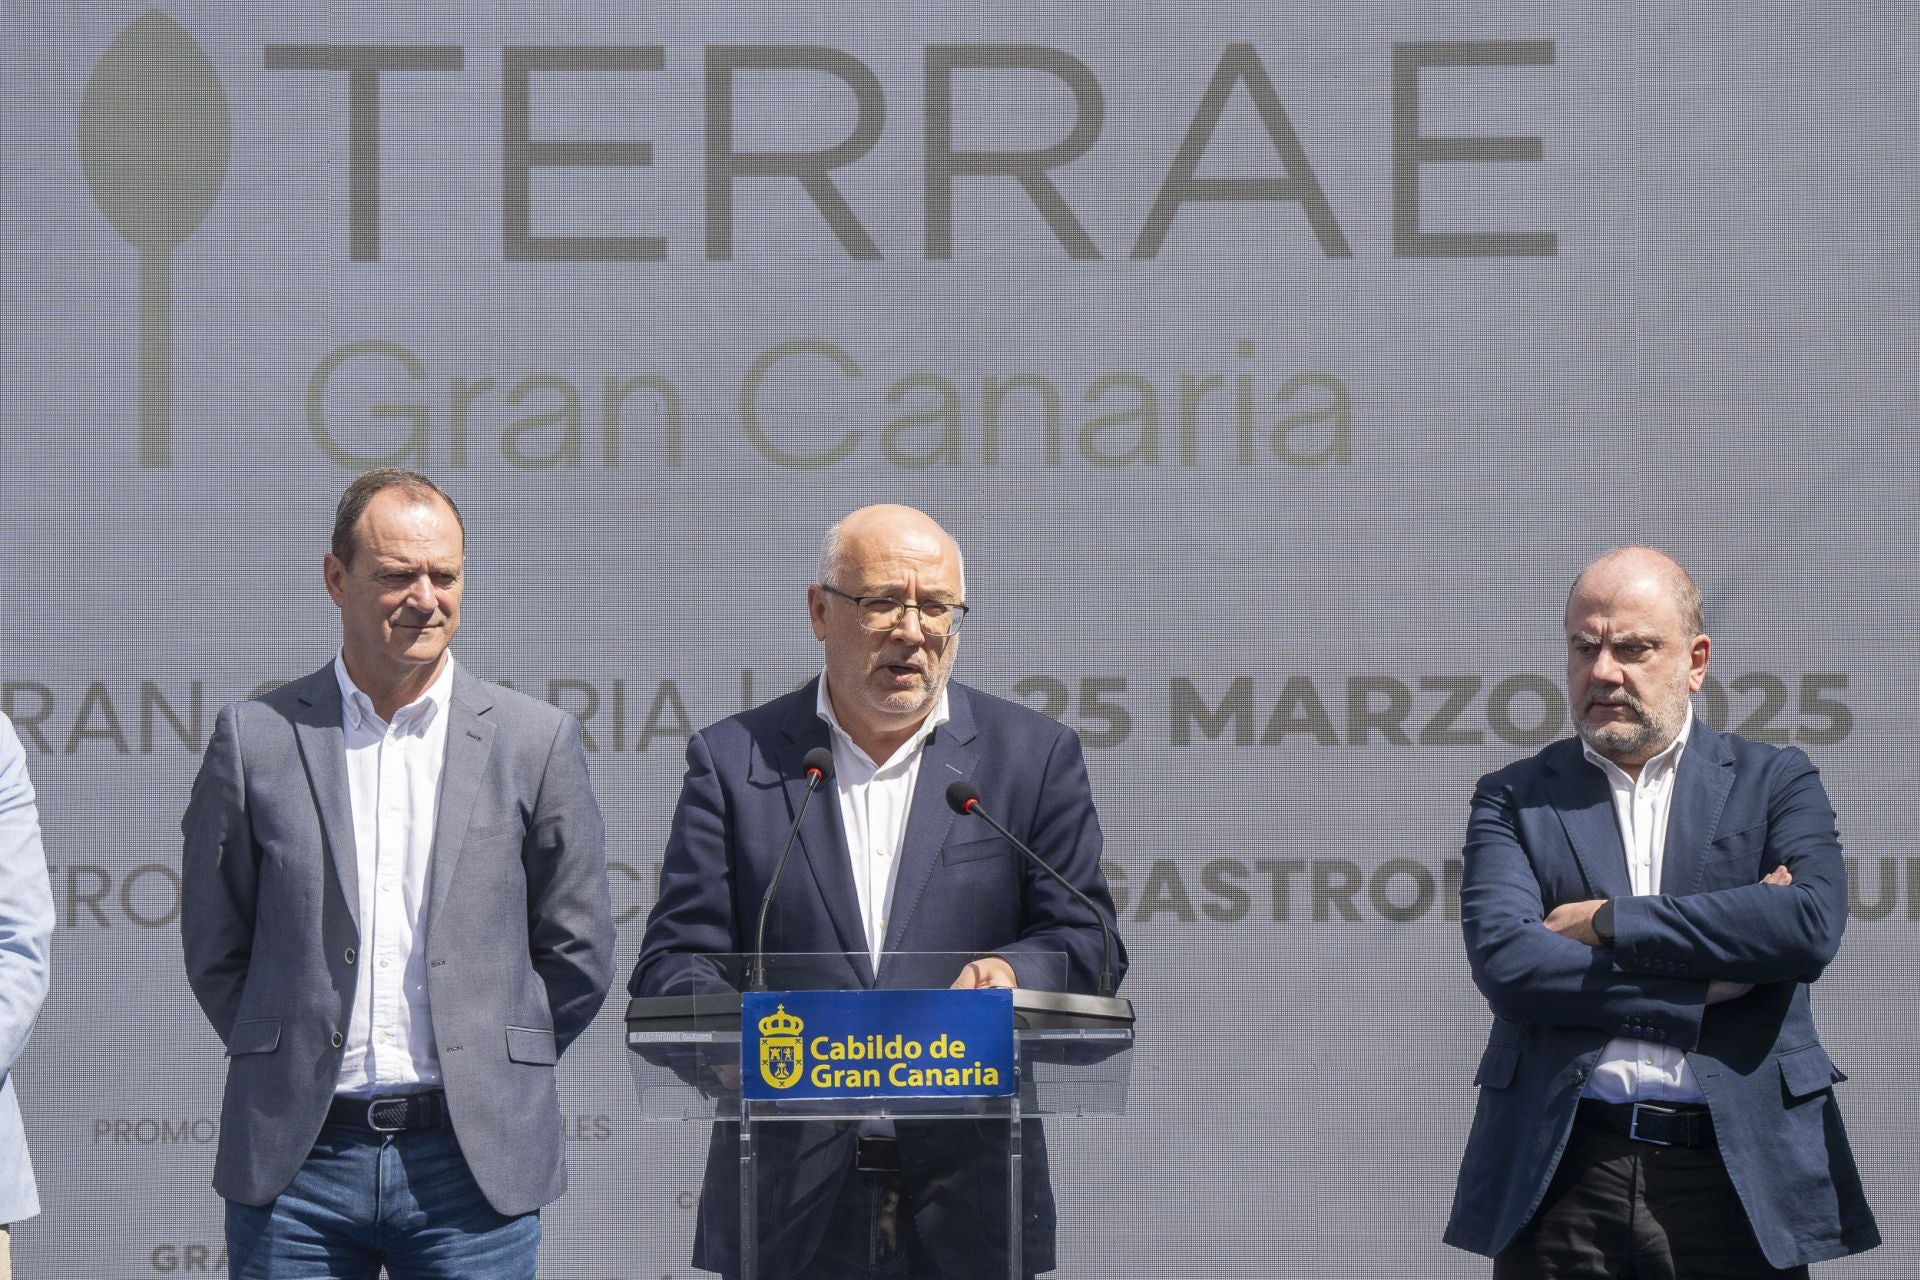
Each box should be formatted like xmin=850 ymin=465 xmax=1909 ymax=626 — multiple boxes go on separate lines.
xmin=332 ymin=653 xmax=455 ymax=1097
xmin=1580 ymin=713 xmax=1704 ymax=1103
xmin=815 ymin=674 xmax=951 ymax=968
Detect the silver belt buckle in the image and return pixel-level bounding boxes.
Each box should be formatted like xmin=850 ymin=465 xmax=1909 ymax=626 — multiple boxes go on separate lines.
xmin=366 ymin=1097 xmax=406 ymax=1133
xmin=1628 ymin=1101 xmax=1676 ymax=1146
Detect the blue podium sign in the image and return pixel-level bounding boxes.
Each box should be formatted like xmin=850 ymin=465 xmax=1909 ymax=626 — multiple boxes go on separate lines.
xmin=742 ymin=989 xmax=1015 ymax=1101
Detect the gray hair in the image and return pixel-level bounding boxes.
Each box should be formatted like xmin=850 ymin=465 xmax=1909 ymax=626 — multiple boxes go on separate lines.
xmin=817 ymin=519 xmax=850 ymax=588
xmin=816 ymin=511 xmax=966 ymax=592
xmin=1569 ymin=545 xmax=1704 ymax=636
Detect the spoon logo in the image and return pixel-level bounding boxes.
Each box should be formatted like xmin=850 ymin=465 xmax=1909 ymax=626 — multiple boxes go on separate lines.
xmin=78 ymin=11 xmax=231 ymax=469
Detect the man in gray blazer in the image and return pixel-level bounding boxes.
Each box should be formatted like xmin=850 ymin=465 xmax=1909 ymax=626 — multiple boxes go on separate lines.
xmin=182 ymin=469 xmax=614 ymax=1279
xmin=0 ymin=712 xmax=53 ymax=1280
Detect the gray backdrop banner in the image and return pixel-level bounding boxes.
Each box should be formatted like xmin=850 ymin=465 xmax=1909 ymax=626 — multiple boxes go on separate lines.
xmin=3 ymin=3 xmax=1914 ymax=1276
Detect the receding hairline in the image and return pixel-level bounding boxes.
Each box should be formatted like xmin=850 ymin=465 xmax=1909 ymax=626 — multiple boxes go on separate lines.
xmin=1565 ymin=545 xmax=1704 ymax=636
xmin=817 ymin=505 xmax=966 ymax=591
xmin=331 ymin=468 xmax=465 ymax=566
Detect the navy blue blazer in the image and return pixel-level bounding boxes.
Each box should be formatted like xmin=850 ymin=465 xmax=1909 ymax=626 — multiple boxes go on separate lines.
xmin=1444 ymin=720 xmax=1878 ymax=1267
xmin=631 ymin=678 xmax=1126 ymax=1279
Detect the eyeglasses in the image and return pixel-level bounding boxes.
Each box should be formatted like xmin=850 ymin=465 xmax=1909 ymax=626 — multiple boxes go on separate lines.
xmin=818 ymin=583 xmax=971 ymax=636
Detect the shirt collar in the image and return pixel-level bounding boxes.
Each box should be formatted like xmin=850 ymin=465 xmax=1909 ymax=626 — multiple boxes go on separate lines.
xmin=1582 ymin=710 xmax=1693 ymax=787
xmin=816 ymin=671 xmax=951 ymax=772
xmin=333 ymin=651 xmax=455 ymax=735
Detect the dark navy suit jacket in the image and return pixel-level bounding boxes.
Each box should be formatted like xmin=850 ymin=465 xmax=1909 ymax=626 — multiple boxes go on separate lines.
xmin=631 ymin=678 xmax=1126 ymax=1279
xmin=1445 ymin=719 xmax=1878 ymax=1267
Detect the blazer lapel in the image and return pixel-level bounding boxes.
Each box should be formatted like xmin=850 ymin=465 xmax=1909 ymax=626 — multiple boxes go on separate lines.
xmin=1543 ymin=739 xmax=1632 ymax=902
xmin=762 ymin=683 xmax=872 ymax=979
xmin=426 ymin=668 xmax=495 ymax=934
xmin=879 ymin=686 xmax=979 ymax=970
xmin=289 ymin=666 xmax=360 ymax=932
xmin=1659 ymin=718 xmax=1735 ymax=896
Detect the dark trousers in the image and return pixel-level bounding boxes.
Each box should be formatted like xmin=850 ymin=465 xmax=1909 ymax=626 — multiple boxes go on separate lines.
xmin=1494 ymin=1118 xmax=1807 ymax=1279
xmin=793 ymin=1165 xmax=931 ymax=1280
xmin=785 ymin=1150 xmax=1040 ymax=1280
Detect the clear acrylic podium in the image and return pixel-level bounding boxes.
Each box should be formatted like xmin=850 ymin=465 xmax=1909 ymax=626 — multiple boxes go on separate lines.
xmin=626 ymin=953 xmax=1134 ymax=1280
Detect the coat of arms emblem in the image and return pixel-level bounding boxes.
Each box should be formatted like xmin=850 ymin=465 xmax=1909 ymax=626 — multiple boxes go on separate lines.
xmin=757 ymin=1003 xmax=804 ymax=1090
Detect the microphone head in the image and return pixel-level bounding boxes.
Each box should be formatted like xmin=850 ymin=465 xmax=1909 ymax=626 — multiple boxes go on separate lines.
xmin=802 ymin=746 xmax=835 ymax=781
xmin=945 ymin=778 xmax=982 ymax=815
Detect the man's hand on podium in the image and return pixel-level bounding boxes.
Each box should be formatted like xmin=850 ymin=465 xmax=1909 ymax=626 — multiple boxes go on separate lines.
xmin=951 ymin=957 xmax=1016 ymax=989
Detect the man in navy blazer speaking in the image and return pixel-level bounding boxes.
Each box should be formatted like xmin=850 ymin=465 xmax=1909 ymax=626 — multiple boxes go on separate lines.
xmin=1446 ymin=546 xmax=1878 ymax=1277
xmin=182 ymin=470 xmax=615 ymax=1278
xmin=632 ymin=503 xmax=1126 ymax=1279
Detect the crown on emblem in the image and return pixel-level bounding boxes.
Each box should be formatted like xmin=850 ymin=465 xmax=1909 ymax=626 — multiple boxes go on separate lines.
xmin=758 ymin=1003 xmax=804 ymax=1038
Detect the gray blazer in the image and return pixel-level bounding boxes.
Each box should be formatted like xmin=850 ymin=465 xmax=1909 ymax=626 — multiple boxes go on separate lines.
xmin=181 ymin=663 xmax=614 ymax=1216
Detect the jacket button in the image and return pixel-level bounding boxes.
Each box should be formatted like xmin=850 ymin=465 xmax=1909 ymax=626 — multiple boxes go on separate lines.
xmin=345 ymin=948 xmax=356 ymax=965
xmin=331 ymin=1031 xmax=344 ymax=1048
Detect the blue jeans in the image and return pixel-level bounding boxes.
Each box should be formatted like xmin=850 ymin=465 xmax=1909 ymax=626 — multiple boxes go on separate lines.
xmin=225 ymin=1122 xmax=538 ymax=1279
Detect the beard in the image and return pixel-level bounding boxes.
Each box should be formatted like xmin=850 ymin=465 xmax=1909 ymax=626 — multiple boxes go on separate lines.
xmin=858 ymin=641 xmax=957 ymax=722
xmin=1576 ymin=682 xmax=1690 ymax=763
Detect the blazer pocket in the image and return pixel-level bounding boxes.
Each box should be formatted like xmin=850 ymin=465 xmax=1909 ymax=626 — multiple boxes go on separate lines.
xmin=1695 ymin=825 xmax=1771 ymax=887
xmin=1778 ymin=1042 xmax=1846 ymax=1099
xmin=943 ymin=834 xmax=1013 ymax=866
xmin=1473 ymin=1042 xmax=1519 ymax=1090
xmin=465 ymin=818 xmax=525 ymax=845
xmin=506 ymin=1025 xmax=558 ymax=1066
xmin=227 ymin=1018 xmax=282 ymax=1056
xmin=1706 ymin=823 xmax=1767 ymax=859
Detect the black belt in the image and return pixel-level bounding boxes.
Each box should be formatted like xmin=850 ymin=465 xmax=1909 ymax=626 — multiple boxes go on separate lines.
xmin=1577 ymin=1097 xmax=1715 ymax=1149
xmin=853 ymin=1136 xmax=902 ymax=1174
xmin=326 ymin=1090 xmax=446 ymax=1134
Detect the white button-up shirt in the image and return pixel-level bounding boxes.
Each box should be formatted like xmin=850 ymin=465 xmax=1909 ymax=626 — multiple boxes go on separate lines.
xmin=816 ymin=674 xmax=951 ymax=968
xmin=1581 ymin=713 xmax=1704 ymax=1103
xmin=332 ymin=652 xmax=455 ymax=1097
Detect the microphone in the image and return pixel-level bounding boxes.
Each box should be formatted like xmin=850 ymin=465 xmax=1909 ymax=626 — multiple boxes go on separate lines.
xmin=750 ymin=747 xmax=835 ymax=992
xmin=945 ymin=779 xmax=1117 ymax=998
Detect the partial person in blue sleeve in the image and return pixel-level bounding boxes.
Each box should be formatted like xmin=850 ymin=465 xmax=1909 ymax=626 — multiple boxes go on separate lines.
xmin=1445 ymin=546 xmax=1878 ymax=1277
xmin=0 ymin=711 xmax=54 ymax=1280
